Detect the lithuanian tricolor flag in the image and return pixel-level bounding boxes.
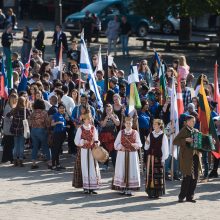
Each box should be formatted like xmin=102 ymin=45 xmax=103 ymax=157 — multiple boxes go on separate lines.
xmin=198 ymin=77 xmax=220 ymax=158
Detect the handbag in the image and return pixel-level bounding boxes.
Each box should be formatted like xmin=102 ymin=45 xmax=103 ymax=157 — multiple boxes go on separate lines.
xmin=23 ymin=107 xmax=30 ymax=139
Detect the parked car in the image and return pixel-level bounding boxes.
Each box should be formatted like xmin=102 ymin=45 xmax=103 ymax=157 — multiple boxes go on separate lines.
xmin=64 ymin=0 xmax=153 ymax=37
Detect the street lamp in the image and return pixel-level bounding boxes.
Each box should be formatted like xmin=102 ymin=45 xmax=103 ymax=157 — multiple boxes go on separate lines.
xmin=59 ymin=0 xmax=62 ymax=25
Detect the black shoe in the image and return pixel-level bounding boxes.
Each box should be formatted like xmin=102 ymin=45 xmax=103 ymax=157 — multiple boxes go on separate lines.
xmin=209 ymin=171 xmax=218 ymax=178
xmin=83 ymin=189 xmax=89 ymax=194
xmin=90 ymin=190 xmax=98 ymax=194
xmin=57 ymin=165 xmax=66 ymax=170
xmin=48 ymin=165 xmax=53 ymax=170
xmin=31 ymin=164 xmax=39 ymax=169
xmin=186 ymin=199 xmax=196 ymax=203
xmin=174 ymin=176 xmax=181 ymax=181
xmin=178 ymin=199 xmax=184 ymax=203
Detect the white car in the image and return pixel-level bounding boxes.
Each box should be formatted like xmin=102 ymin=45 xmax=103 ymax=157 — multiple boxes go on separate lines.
xmin=161 ymin=15 xmax=180 ymax=34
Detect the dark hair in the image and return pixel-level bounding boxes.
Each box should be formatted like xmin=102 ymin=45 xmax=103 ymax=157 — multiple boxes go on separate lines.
xmin=33 ymin=99 xmax=45 ymax=110
xmin=58 ymin=103 xmax=65 ymax=109
xmin=43 ymin=73 xmax=50 ymax=78
xmin=54 ymin=82 xmax=62 ymax=88
xmin=141 ymin=100 xmax=148 ymax=109
xmin=55 ymin=89 xmax=64 ymax=98
xmin=39 ymin=61 xmax=50 ymax=75
xmin=62 ymin=85 xmax=69 ymax=94
xmin=19 ymin=91 xmax=28 ymax=97
xmin=32 ymin=73 xmax=41 ymax=79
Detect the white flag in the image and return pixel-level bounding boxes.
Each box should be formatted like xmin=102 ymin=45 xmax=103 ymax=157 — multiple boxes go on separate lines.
xmin=170 ymin=76 xmax=178 ymax=159
xmin=80 ymin=35 xmax=103 ymax=110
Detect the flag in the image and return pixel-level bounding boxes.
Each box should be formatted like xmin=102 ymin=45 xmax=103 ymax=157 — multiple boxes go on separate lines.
xmin=94 ymin=45 xmax=103 ymax=76
xmin=0 ymin=59 xmax=8 ymax=99
xmin=176 ymin=75 xmax=184 ymax=117
xmin=170 ymin=76 xmax=178 ymax=159
xmin=128 ymin=64 xmax=141 ymax=113
xmin=198 ymin=77 xmax=220 ymax=158
xmin=80 ymin=32 xmax=103 ymax=110
xmin=154 ymin=51 xmax=167 ymax=104
xmin=18 ymin=50 xmax=32 ymax=92
xmin=5 ymin=50 xmax=13 ymax=89
xmin=103 ymin=52 xmax=109 ymax=100
xmin=214 ymin=61 xmax=220 ymax=113
xmin=59 ymin=42 xmax=63 ymax=79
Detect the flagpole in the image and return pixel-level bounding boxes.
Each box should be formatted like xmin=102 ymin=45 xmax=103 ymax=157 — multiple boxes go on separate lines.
xmin=171 ymin=127 xmax=175 ymax=181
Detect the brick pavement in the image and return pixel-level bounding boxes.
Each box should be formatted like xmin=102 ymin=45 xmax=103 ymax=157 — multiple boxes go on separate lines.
xmin=0 ymin=148 xmax=219 ymax=220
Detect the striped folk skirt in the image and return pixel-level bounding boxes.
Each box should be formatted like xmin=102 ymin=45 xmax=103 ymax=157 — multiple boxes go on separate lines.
xmin=145 ymin=155 xmax=165 ymax=198
xmin=72 ymin=148 xmax=83 ymax=188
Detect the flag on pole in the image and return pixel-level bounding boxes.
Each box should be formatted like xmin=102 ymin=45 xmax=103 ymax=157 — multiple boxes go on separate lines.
xmin=170 ymin=76 xmax=178 ymax=159
xmin=18 ymin=49 xmax=32 ymax=92
xmin=94 ymin=45 xmax=103 ymax=76
xmin=59 ymin=42 xmax=63 ymax=79
xmin=6 ymin=52 xmax=13 ymax=89
xmin=80 ymin=32 xmax=103 ymax=110
xmin=198 ymin=77 xmax=220 ymax=158
xmin=176 ymin=75 xmax=184 ymax=117
xmin=154 ymin=51 xmax=167 ymax=104
xmin=214 ymin=61 xmax=220 ymax=113
xmin=128 ymin=63 xmax=141 ymax=113
xmin=0 ymin=59 xmax=8 ymax=99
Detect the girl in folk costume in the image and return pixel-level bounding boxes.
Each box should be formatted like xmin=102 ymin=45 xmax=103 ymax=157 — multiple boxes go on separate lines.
xmin=74 ymin=113 xmax=101 ymax=194
xmin=145 ymin=119 xmax=169 ymax=198
xmin=72 ymin=106 xmax=91 ymax=188
xmin=113 ymin=117 xmax=142 ymax=196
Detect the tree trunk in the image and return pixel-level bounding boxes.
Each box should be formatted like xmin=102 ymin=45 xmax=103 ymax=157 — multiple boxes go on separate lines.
xmin=179 ymin=16 xmax=192 ymax=42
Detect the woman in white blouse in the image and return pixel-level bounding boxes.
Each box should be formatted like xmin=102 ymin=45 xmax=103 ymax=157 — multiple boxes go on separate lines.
xmin=145 ymin=119 xmax=169 ymax=198
xmin=113 ymin=117 xmax=142 ymax=196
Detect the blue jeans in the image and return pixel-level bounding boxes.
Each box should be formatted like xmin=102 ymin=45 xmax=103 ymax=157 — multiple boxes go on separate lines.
xmin=120 ymin=35 xmax=129 ymax=55
xmin=202 ymin=151 xmax=209 ymax=178
xmin=165 ymin=155 xmax=179 ymax=176
xmin=13 ymin=136 xmax=25 ymax=160
xmin=31 ymin=128 xmax=51 ymax=161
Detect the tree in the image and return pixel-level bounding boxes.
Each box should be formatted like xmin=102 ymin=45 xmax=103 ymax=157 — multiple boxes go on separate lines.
xmin=134 ymin=0 xmax=220 ymax=40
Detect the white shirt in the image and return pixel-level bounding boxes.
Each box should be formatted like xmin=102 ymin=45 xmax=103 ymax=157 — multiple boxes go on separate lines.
xmin=51 ymin=66 xmax=59 ymax=80
xmin=74 ymin=124 xmax=99 ymax=147
xmin=144 ymin=130 xmax=169 ymax=162
xmin=44 ymin=100 xmax=52 ymax=111
xmin=61 ymin=94 xmax=75 ymax=116
xmin=114 ymin=128 xmax=142 ymax=151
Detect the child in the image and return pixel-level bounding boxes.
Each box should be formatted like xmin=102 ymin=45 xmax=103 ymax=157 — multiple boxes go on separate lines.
xmin=51 ymin=103 xmax=69 ymax=171
xmin=113 ymin=117 xmax=142 ymax=196
xmin=74 ymin=113 xmax=101 ymax=194
xmin=145 ymin=119 xmax=169 ymax=198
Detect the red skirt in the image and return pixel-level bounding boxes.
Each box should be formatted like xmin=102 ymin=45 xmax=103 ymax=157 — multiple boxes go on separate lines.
xmin=99 ymin=131 xmax=115 ymax=152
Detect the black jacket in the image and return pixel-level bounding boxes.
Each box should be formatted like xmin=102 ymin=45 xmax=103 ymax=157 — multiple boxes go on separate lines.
xmin=34 ymin=30 xmax=45 ymax=51
xmin=1 ymin=32 xmax=13 ymax=48
xmin=52 ymin=31 xmax=68 ymax=51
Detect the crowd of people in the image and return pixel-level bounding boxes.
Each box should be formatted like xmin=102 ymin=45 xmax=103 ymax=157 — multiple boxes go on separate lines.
xmin=0 ymin=14 xmax=220 ymax=202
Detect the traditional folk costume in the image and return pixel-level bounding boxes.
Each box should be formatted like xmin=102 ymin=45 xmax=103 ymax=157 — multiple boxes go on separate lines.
xmin=74 ymin=124 xmax=101 ymax=193
xmin=145 ymin=130 xmax=169 ymax=198
xmin=173 ymin=125 xmax=202 ymax=202
xmin=113 ymin=128 xmax=142 ymax=195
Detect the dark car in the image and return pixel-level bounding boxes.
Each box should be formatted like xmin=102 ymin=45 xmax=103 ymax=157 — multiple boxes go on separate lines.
xmin=64 ymin=0 xmax=153 ymax=37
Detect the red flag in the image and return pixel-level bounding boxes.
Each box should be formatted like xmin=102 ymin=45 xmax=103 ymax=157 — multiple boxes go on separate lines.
xmin=214 ymin=61 xmax=220 ymax=113
xmin=176 ymin=75 xmax=184 ymax=117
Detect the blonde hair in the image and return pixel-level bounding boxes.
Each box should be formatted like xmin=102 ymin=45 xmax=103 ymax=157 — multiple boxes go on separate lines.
xmin=125 ymin=116 xmax=133 ymax=123
xmin=82 ymin=113 xmax=92 ymax=121
xmin=153 ymin=119 xmax=164 ymax=130
xmin=113 ymin=93 xmax=121 ymax=101
xmin=179 ymin=56 xmax=187 ymax=67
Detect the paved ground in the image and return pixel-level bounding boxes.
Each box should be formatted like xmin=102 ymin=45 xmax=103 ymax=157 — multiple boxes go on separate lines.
xmin=0 ymin=146 xmax=220 ymax=220
xmin=0 ymin=20 xmax=220 ymax=219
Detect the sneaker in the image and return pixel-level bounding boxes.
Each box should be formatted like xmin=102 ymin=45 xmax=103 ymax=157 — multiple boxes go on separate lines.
xmin=90 ymin=190 xmax=98 ymax=194
xmin=83 ymin=189 xmax=89 ymax=194
xmin=57 ymin=165 xmax=66 ymax=170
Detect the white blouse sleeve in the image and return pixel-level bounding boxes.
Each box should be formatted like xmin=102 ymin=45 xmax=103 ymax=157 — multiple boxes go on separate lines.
xmin=114 ymin=131 xmax=123 ymax=150
xmin=134 ymin=130 xmax=142 ymax=149
xmin=162 ymin=134 xmax=169 ymax=162
xmin=74 ymin=127 xmax=83 ymax=147
xmin=144 ymin=134 xmax=150 ymax=150
xmin=93 ymin=126 xmax=100 ymax=145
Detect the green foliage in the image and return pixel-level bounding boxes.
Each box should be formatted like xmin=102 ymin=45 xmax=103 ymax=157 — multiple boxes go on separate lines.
xmin=134 ymin=0 xmax=220 ymax=20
